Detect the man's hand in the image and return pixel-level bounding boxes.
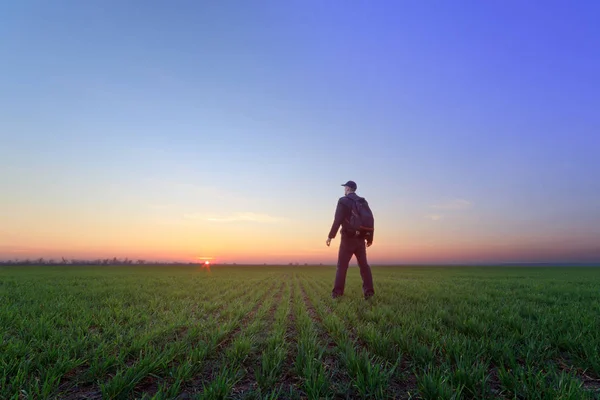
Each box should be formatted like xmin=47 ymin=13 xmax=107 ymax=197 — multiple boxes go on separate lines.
xmin=326 ymin=238 xmax=332 ymax=247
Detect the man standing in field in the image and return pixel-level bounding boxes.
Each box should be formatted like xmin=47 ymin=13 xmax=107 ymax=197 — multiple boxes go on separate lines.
xmin=326 ymin=180 xmax=375 ymax=299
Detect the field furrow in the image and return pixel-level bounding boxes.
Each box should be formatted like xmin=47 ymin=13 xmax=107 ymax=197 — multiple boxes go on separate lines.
xmin=270 ymin=274 xmax=299 ymax=396
xmin=53 ymin=276 xmax=277 ymax=400
xmin=177 ymin=279 xmax=283 ymax=398
xmin=224 ymin=281 xmax=288 ymax=398
xmin=291 ymin=274 xmax=335 ymax=399
xmin=297 ymin=277 xmax=358 ymax=398
xmin=299 ymin=276 xmax=400 ymax=399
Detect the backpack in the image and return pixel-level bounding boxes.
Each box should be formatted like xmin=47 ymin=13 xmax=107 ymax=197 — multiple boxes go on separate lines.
xmin=347 ymin=197 xmax=374 ymax=238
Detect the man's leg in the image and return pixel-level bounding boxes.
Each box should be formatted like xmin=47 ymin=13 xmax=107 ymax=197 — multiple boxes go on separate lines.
xmin=332 ymin=237 xmax=354 ymax=298
xmin=355 ymin=239 xmax=375 ymax=298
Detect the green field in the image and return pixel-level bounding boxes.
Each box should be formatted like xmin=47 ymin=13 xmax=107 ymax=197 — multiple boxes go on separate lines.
xmin=1 ymin=266 xmax=599 ymax=399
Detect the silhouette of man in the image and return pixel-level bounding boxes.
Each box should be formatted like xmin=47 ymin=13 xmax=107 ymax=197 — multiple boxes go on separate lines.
xmin=326 ymin=181 xmax=375 ymax=299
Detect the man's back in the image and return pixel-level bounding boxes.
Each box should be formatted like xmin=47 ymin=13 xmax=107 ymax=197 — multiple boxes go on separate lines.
xmin=329 ymin=192 xmax=374 ymax=242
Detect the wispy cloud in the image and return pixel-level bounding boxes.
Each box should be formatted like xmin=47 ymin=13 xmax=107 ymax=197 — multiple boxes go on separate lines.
xmin=146 ymin=204 xmax=176 ymax=210
xmin=0 ymin=245 xmax=30 ymax=254
xmin=185 ymin=212 xmax=287 ymax=224
xmin=424 ymin=214 xmax=443 ymax=221
xmin=430 ymin=199 xmax=472 ymax=210
xmin=142 ymin=178 xmax=239 ymax=202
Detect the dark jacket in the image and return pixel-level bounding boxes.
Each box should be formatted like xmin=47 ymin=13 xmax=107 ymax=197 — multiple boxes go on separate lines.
xmin=328 ymin=192 xmax=374 ymax=243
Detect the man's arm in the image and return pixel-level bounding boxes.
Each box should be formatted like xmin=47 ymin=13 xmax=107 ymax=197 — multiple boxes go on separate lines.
xmin=328 ymin=198 xmax=347 ymax=239
xmin=366 ymin=230 xmax=374 ymax=246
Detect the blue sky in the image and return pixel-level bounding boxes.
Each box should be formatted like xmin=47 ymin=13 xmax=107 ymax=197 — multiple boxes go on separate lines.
xmin=1 ymin=1 xmax=599 ymax=264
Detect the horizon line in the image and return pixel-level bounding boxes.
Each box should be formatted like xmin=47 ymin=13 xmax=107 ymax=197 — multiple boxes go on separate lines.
xmin=1 ymin=260 xmax=598 ymax=267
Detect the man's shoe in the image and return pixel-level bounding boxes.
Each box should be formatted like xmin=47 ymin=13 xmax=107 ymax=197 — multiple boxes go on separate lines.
xmin=364 ymin=294 xmax=374 ymax=300
xmin=332 ymin=294 xmax=342 ymax=299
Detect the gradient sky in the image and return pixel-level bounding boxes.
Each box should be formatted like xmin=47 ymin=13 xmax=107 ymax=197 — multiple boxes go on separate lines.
xmin=1 ymin=1 xmax=599 ymax=264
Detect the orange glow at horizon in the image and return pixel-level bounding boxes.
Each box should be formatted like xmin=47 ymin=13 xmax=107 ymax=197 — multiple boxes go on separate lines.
xmin=2 ymin=220 xmax=599 ymax=264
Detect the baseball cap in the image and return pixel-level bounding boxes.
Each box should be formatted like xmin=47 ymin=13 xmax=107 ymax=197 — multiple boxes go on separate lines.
xmin=341 ymin=180 xmax=357 ymax=190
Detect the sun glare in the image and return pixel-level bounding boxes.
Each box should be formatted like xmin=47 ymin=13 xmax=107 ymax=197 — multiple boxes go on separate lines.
xmin=199 ymin=259 xmax=212 ymax=273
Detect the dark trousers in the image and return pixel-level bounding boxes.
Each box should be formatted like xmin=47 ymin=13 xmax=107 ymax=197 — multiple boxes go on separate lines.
xmin=332 ymin=236 xmax=375 ymax=297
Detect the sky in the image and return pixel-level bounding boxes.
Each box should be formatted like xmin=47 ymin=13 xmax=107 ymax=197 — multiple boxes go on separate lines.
xmin=1 ymin=1 xmax=599 ymax=265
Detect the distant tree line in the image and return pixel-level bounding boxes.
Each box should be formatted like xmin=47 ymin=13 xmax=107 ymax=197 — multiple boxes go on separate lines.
xmin=0 ymin=257 xmax=201 ymax=266
xmin=0 ymin=259 xmax=327 ymax=266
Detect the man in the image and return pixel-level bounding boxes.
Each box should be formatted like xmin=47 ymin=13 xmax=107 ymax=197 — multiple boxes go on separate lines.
xmin=326 ymin=180 xmax=375 ymax=299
